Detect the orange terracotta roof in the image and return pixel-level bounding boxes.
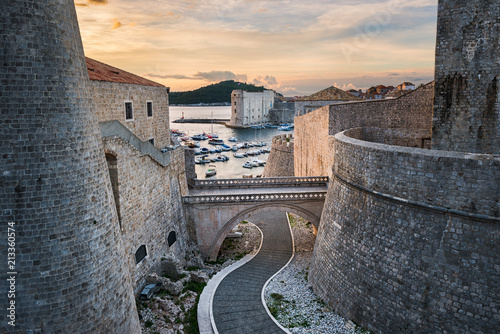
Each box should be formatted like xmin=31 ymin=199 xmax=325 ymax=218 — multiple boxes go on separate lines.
xmin=85 ymin=57 xmax=164 ymax=87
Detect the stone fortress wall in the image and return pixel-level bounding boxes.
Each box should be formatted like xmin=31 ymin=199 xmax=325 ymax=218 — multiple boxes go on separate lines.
xmin=90 ymin=80 xmax=171 ymax=148
xmin=103 ymin=136 xmax=190 ymax=293
xmin=303 ymin=1 xmax=500 ymax=333
xmin=88 ymin=59 xmax=193 ymax=293
xmin=269 ymin=101 xmax=295 ymax=124
xmin=310 ymin=129 xmax=499 ymax=333
xmin=432 ymin=0 xmax=500 ymax=154
xmin=294 ymin=100 xmax=344 ymax=117
xmin=263 ymin=134 xmax=295 ymax=177
xmin=229 ymin=89 xmax=275 ymax=127
xmin=0 ymin=1 xmax=141 ymax=332
xmin=294 ymin=82 xmax=435 ymax=177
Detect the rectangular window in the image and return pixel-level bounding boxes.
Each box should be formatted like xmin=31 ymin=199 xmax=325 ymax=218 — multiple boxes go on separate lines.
xmin=135 ymin=245 xmax=147 ymax=264
xmin=149 ymin=138 xmax=154 ymax=146
xmin=168 ymin=231 xmax=177 ymax=247
xmin=125 ymin=102 xmax=133 ymax=120
xmin=147 ymin=101 xmax=153 ymax=117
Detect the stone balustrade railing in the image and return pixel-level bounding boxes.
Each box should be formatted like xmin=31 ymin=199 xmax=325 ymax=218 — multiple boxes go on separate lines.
xmin=191 ymin=176 xmax=328 ymax=189
xmin=183 ymin=191 xmax=327 ymax=204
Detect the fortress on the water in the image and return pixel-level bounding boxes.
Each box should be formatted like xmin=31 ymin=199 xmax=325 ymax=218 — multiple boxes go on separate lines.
xmin=0 ymin=0 xmax=498 ymax=333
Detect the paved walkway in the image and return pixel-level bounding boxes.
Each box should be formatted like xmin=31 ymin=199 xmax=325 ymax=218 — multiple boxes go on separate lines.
xmin=211 ymin=211 xmax=294 ymax=334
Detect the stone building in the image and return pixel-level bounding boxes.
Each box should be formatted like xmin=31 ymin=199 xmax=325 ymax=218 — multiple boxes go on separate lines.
xmin=229 ymin=89 xmax=275 ymax=127
xmin=86 ymin=57 xmax=171 ymax=148
xmin=294 ymin=1 xmax=499 ymax=333
xmin=294 ymin=82 xmax=435 ymax=178
xmin=87 ymin=58 xmax=192 ymax=293
xmin=268 ymin=101 xmax=295 ymax=124
xmin=294 ymin=85 xmax=363 ymax=116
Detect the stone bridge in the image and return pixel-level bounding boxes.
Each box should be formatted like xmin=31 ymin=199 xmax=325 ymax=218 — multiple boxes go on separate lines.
xmin=183 ymin=176 xmax=328 ymax=260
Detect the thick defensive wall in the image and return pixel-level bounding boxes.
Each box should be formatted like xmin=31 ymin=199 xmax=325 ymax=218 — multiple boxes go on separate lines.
xmin=0 ymin=1 xmax=141 ymax=332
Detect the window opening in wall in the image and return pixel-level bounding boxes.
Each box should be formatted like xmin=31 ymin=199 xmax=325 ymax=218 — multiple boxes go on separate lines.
xmin=105 ymin=153 xmax=121 ymax=229
xmin=125 ymin=102 xmax=133 ymax=120
xmin=147 ymin=101 xmax=153 ymax=117
xmin=135 ymin=245 xmax=147 ymax=264
xmin=168 ymin=231 xmax=177 ymax=247
xmin=149 ymin=138 xmax=155 ymax=146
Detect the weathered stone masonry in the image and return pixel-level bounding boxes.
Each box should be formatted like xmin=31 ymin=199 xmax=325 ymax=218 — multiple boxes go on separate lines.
xmin=102 ymin=137 xmax=190 ymax=294
xmin=0 ymin=1 xmax=141 ymax=332
xmin=432 ymin=0 xmax=500 ymax=154
xmin=295 ymin=82 xmax=435 ymax=177
xmin=305 ymin=1 xmax=499 ymax=333
xmin=90 ymin=79 xmax=171 ymax=148
xmin=310 ymin=131 xmax=499 ymax=333
xmin=263 ymin=134 xmax=294 ymax=177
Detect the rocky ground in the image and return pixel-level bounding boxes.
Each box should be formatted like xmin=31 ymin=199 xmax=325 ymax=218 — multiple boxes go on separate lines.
xmin=138 ymin=222 xmax=261 ymax=334
xmin=138 ymin=216 xmax=368 ymax=334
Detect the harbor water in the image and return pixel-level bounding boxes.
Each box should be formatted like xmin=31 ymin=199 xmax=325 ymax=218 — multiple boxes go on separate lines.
xmin=169 ymin=106 xmax=293 ymax=179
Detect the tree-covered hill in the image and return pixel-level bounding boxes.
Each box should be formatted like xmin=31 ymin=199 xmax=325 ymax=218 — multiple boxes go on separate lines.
xmin=169 ymin=80 xmax=268 ymax=105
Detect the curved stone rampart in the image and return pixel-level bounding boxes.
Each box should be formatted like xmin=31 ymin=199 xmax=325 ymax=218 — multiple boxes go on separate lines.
xmin=309 ymin=129 xmax=500 ymax=334
xmin=263 ymin=134 xmax=295 ymax=177
xmin=338 ymin=128 xmax=499 ymax=217
xmin=294 ymin=82 xmax=435 ymax=177
xmin=0 ymin=1 xmax=140 ymax=332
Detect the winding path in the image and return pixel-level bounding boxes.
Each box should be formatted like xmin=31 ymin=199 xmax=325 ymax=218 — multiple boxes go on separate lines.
xmin=211 ymin=211 xmax=294 ymax=333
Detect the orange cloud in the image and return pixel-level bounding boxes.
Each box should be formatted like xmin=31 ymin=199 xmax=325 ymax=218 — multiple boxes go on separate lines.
xmin=88 ymin=0 xmax=108 ymax=5
xmin=112 ymin=19 xmax=123 ymax=30
xmin=257 ymin=8 xmax=268 ymax=13
xmin=75 ymin=0 xmax=107 ymax=6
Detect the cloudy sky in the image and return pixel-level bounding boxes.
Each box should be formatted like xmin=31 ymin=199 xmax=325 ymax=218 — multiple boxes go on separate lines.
xmin=75 ymin=0 xmax=438 ymax=95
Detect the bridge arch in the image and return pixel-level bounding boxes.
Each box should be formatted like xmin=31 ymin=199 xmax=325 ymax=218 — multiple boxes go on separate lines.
xmin=208 ymin=202 xmax=320 ymax=261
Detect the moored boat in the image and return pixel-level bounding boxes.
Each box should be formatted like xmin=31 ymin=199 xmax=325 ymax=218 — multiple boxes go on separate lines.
xmin=205 ymin=165 xmax=217 ymax=177
xmin=208 ymin=138 xmax=224 ymax=145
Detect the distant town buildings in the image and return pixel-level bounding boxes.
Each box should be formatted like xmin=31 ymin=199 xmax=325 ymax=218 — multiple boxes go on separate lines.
xmin=229 ymin=82 xmax=419 ymax=126
xmin=346 ymin=82 xmax=417 ymax=100
xmin=398 ymin=82 xmax=416 ymax=90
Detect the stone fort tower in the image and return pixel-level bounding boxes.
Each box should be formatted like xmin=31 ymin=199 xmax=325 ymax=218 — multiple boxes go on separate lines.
xmin=433 ymin=0 xmax=499 ymax=153
xmin=0 ymin=1 xmax=141 ymax=333
xmin=306 ymin=0 xmax=499 ymax=333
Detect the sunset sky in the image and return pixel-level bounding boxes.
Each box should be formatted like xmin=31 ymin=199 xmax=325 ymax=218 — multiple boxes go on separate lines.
xmin=75 ymin=0 xmax=438 ymax=95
